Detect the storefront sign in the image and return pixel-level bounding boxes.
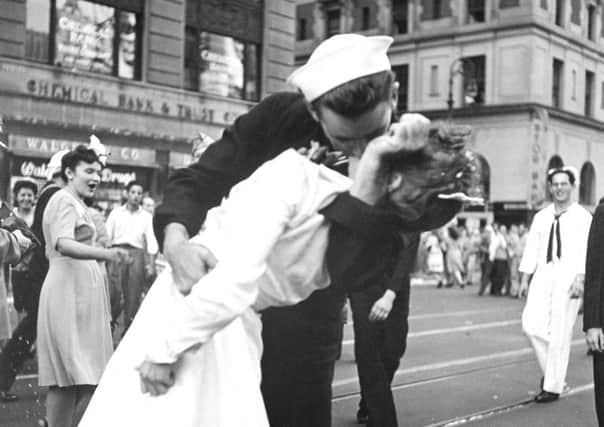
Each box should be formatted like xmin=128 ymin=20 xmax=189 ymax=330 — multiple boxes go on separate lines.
xmin=0 ymin=59 xmax=251 ymax=126
xmin=8 ymin=135 xmax=156 ymax=167
xmin=14 ymin=158 xmax=138 ymax=186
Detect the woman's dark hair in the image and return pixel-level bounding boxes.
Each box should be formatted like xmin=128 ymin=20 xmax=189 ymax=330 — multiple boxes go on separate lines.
xmin=12 ymin=180 xmax=38 ymax=198
xmin=60 ymin=145 xmax=101 ymax=181
xmin=311 ymin=70 xmax=395 ymax=118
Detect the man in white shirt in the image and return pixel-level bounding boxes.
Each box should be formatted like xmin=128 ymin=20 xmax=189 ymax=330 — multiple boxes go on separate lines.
xmin=106 ymin=181 xmax=159 ymax=334
xmin=519 ymin=167 xmax=592 ymax=403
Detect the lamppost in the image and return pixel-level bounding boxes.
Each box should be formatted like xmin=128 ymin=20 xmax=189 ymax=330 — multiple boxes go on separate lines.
xmin=447 ymin=58 xmax=478 ymax=118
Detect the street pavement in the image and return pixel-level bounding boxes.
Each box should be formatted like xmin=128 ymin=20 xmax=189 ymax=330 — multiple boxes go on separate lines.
xmin=333 ymin=284 xmax=597 ymax=427
xmin=0 ymin=283 xmax=598 ymax=426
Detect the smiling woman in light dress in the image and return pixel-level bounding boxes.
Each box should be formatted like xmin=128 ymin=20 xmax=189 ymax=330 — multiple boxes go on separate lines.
xmin=36 ymin=146 xmax=131 ymax=427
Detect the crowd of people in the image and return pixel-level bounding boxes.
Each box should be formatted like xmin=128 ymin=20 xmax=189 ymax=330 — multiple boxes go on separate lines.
xmin=0 ymin=32 xmax=602 ymax=427
xmin=0 ymin=154 xmax=159 ymax=426
xmin=417 ymin=221 xmax=528 ymax=296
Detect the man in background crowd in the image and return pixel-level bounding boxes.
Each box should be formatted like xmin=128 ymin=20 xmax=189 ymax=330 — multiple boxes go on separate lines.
xmin=477 ymin=223 xmax=492 ymax=296
xmin=352 ymin=232 xmax=420 ymax=427
xmin=106 ymin=180 xmax=158 ymax=335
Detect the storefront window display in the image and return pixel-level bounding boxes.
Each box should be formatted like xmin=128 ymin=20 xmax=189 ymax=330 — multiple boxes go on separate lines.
xmin=25 ymin=0 xmax=51 ymax=63
xmin=184 ymin=30 xmax=260 ymax=101
xmin=54 ymin=0 xmax=139 ymax=78
xmin=24 ymin=0 xmax=141 ymax=79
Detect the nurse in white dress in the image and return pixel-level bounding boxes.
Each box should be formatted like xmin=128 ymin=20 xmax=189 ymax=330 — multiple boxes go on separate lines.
xmin=80 ymin=148 xmax=353 ymax=427
xmin=519 ymin=167 xmax=592 ymax=401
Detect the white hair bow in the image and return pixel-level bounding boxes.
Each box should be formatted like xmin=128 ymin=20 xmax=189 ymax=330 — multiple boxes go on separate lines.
xmin=89 ymin=134 xmax=109 ymax=166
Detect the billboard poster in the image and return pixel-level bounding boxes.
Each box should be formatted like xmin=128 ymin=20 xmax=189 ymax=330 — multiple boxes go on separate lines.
xmin=54 ymin=0 xmax=115 ymax=74
xmin=198 ymin=32 xmax=244 ymax=98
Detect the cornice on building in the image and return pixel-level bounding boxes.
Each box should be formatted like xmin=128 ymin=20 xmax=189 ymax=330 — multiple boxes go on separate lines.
xmin=419 ymin=102 xmax=604 ymax=133
xmin=296 ymin=3 xmax=604 ymax=59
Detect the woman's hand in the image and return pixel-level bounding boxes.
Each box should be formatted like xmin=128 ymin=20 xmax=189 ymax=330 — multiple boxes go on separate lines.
xmin=137 ymin=360 xmax=176 ymax=396
xmin=105 ymin=247 xmax=132 ymax=264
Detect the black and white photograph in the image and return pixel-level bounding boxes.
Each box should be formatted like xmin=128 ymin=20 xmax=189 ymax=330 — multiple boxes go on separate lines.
xmin=0 ymin=1 xmax=603 ymax=426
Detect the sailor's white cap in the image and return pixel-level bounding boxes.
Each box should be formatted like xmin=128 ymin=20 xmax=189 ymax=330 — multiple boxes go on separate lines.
xmin=287 ymin=34 xmax=393 ymax=102
xmin=46 ymin=149 xmax=69 ymax=181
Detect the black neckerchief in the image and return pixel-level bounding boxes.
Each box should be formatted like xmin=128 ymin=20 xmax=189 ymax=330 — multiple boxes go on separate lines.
xmin=546 ymin=209 xmax=567 ymax=263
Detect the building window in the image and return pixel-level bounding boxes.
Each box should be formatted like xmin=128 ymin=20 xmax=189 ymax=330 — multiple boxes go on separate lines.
xmin=476 ymin=154 xmax=491 ymax=202
xmin=552 ymin=58 xmax=563 ymax=107
xmin=429 ymin=65 xmax=439 ymax=96
xmin=392 ymin=0 xmax=408 ymax=34
xmin=326 ymin=9 xmax=341 ymax=37
xmin=296 ymin=3 xmax=315 ymax=42
xmin=570 ymin=0 xmax=581 ymax=25
xmin=572 ymin=69 xmax=577 ymax=100
xmin=24 ymin=0 xmax=142 ymax=78
xmin=555 ymin=0 xmax=564 ymax=26
xmin=586 ymin=70 xmax=594 ymax=117
xmin=298 ymin=18 xmax=307 ymax=41
xmin=183 ymin=30 xmax=260 ymax=101
xmin=25 ymin=0 xmax=51 ymax=63
xmin=499 ymin=0 xmax=520 ymax=7
xmin=183 ymin=26 xmax=199 ymax=92
xmin=53 ymin=0 xmax=141 ymax=79
xmin=467 ymin=0 xmax=485 ymax=23
xmin=541 ymin=0 xmax=548 ymax=9
xmin=462 ymin=55 xmax=485 ymax=105
xmin=361 ymin=7 xmax=370 ymax=30
xmin=580 ymin=162 xmax=596 ymax=205
xmin=601 ymin=5 xmax=604 ymax=37
xmin=421 ymin=0 xmax=451 ymax=20
xmin=393 ymin=64 xmax=409 ymax=113
xmin=588 ymin=5 xmax=596 ymax=41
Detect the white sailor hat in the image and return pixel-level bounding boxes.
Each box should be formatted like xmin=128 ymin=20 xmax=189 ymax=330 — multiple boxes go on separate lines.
xmin=287 ymin=34 xmax=393 ymax=102
xmin=46 ymin=149 xmax=69 ymax=181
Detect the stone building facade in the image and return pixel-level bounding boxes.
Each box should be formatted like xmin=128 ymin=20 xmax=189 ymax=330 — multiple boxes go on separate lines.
xmin=296 ymin=0 xmax=604 ymax=224
xmin=0 ymin=0 xmax=295 ymax=209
